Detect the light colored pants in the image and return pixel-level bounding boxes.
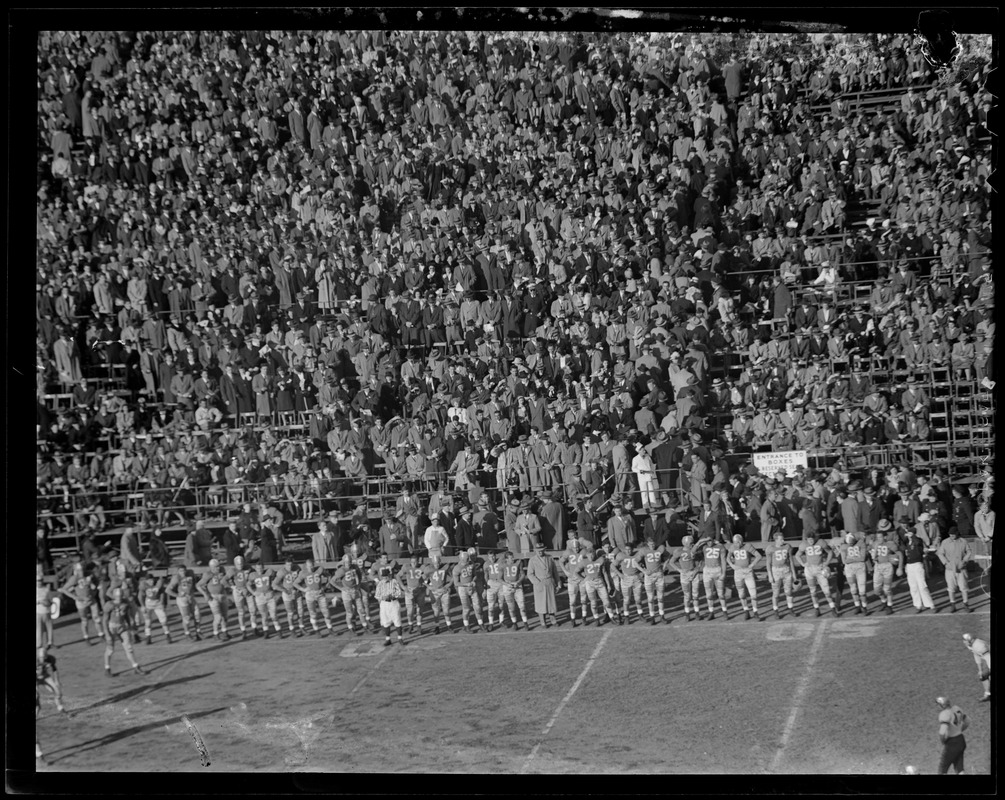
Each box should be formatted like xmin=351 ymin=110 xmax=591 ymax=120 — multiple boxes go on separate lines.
xmin=905 ymin=562 xmax=934 ymax=609
xmin=636 ymin=473 xmax=659 ymax=509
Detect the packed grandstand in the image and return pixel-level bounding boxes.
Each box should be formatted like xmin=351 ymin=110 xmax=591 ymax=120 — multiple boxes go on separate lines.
xmin=36 ymin=29 xmax=993 ymax=599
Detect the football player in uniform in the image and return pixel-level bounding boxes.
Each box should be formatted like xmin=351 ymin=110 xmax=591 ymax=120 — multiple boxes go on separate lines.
xmin=250 ymin=563 xmax=282 ymax=639
xmin=166 ymin=566 xmax=202 ymax=640
xmin=36 ymin=564 xmax=57 ymax=650
xmin=36 ymin=645 xmax=66 ymax=714
xmin=698 ymin=536 xmax=729 ymax=620
xmin=272 ymin=557 xmax=305 ymax=637
xmin=796 ymin=533 xmax=838 ymax=616
xmin=500 ymin=551 xmax=531 ymax=630
xmin=400 ymin=554 xmax=428 ymax=633
xmin=348 ymin=542 xmax=376 ymax=632
xmin=962 ymin=633 xmax=991 ymax=702
xmin=105 ymin=558 xmax=141 ymax=634
xmin=613 ymin=540 xmax=645 ymax=623
xmin=60 ymin=561 xmax=105 ymax=644
xmin=726 ymin=534 xmax=763 ymax=621
xmin=424 ymin=554 xmax=454 ymax=634
xmin=636 ymin=535 xmax=669 ymax=623
xmin=576 ymin=544 xmax=619 ymax=625
xmin=294 ymin=558 xmax=335 ymax=635
xmin=837 ymin=532 xmax=871 ymax=615
xmin=483 ymin=551 xmax=507 ymax=632
xmin=229 ymin=555 xmax=260 ymax=639
xmin=137 ymin=569 xmax=173 ymax=644
xmin=332 ymin=553 xmax=369 ymax=635
xmin=452 ymin=549 xmax=486 ymax=632
xmin=103 ymin=586 xmax=148 ymax=676
xmin=669 ymin=535 xmax=702 ymax=621
xmin=766 ymin=533 xmax=797 ymax=619
xmin=197 ymin=558 xmax=232 ymax=640
xmin=560 ymin=537 xmax=590 ymax=627
xmin=869 ymin=526 xmax=902 ymax=615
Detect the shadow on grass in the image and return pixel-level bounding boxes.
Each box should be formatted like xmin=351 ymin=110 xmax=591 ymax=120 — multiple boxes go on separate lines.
xmin=69 ymin=672 xmax=215 ymax=716
xmin=47 ymin=705 xmax=230 ymax=763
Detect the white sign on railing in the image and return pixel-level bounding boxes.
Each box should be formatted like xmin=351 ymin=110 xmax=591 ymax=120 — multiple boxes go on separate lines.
xmin=752 ymin=450 xmax=809 ymax=478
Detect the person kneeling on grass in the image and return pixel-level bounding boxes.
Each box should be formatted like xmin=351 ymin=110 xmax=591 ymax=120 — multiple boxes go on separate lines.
xmin=374 ymin=567 xmax=407 ymax=647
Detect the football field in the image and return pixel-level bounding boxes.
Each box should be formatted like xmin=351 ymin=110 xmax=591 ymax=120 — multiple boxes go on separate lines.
xmin=35 ymin=583 xmax=992 ymax=775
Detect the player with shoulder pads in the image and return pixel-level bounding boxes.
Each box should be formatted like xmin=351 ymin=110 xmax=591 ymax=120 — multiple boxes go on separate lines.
xmin=103 ymin=586 xmax=148 ymax=676
xmin=500 ymin=550 xmax=531 ymax=630
xmin=576 ymin=543 xmax=619 ymax=625
xmin=36 ymin=644 xmax=66 ymax=714
xmin=613 ymin=540 xmax=644 ymax=623
xmin=452 ymin=548 xmax=486 ymax=633
xmin=166 ymin=566 xmax=202 ymax=640
xmin=837 ymin=531 xmax=871 ymax=615
xmin=869 ymin=522 xmax=902 ymax=615
xmin=726 ymin=533 xmax=763 ymax=621
xmin=561 ymin=537 xmax=590 ymax=627
xmin=293 ymin=558 xmax=335 ymax=636
xmin=272 ymin=557 xmax=306 ymax=636
xmin=766 ymin=532 xmax=797 ymax=619
xmin=229 ymin=555 xmax=259 ymax=639
xmin=332 ymin=553 xmax=369 ymax=635
xmin=197 ymin=558 xmax=232 ymax=640
xmin=250 ymin=563 xmax=282 ymax=638
xmin=699 ymin=535 xmax=729 ymax=620
xmin=60 ymin=561 xmax=104 ymax=644
xmin=636 ymin=535 xmax=669 ymax=623
xmin=796 ymin=532 xmax=838 ymax=616
xmin=137 ymin=568 xmax=172 ymax=644
xmin=669 ymin=535 xmax=702 ymax=621
xmin=483 ymin=550 xmax=508 ymax=631
xmin=423 ymin=553 xmax=454 ymax=634
xmin=962 ymin=633 xmax=991 ymax=702
xmin=348 ymin=541 xmax=376 ymax=632
xmin=400 ymin=553 xmax=428 ymax=633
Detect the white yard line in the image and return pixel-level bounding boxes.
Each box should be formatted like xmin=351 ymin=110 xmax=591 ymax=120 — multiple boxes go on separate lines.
xmin=349 ymin=646 xmax=396 ymax=695
xmin=769 ymin=619 xmax=829 ymax=773
xmin=521 ymin=629 xmax=612 ymax=774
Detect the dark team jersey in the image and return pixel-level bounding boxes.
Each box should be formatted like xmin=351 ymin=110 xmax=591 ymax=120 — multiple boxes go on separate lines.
xmin=870 ymin=541 xmax=899 ymax=565
xmin=767 ymin=543 xmax=793 ymax=571
xmin=839 ymin=542 xmax=868 ymax=564
xmin=248 ymin=572 xmax=270 ymax=596
xmin=301 ymin=568 xmax=327 ymax=594
xmin=580 ymin=557 xmax=607 ymax=585
xmin=198 ymin=571 xmax=228 ymax=596
xmin=637 ymin=546 xmax=666 ymax=575
xmin=453 ymin=561 xmax=480 ymax=587
xmin=502 ymin=562 xmax=523 ymax=585
xmin=402 ymin=566 xmax=426 ymax=590
xmin=426 ymin=564 xmax=451 ymax=591
xmin=484 ymin=561 xmax=505 ymax=584
xmin=799 ymin=542 xmax=829 ymax=567
xmin=702 ymin=542 xmax=725 ymax=568
xmin=675 ymin=546 xmax=698 ymax=573
xmin=615 ymin=551 xmax=643 ymax=578
xmin=231 ymin=569 xmax=253 ymax=595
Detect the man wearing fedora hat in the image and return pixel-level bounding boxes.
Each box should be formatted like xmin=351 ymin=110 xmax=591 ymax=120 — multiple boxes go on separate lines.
xmin=527 ymin=541 xmax=561 ymax=628
xmin=515 ymin=496 xmax=542 ymax=554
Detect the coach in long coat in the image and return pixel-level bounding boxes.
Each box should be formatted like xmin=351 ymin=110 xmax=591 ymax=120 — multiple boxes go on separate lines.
xmin=527 ymin=542 xmax=560 ymax=620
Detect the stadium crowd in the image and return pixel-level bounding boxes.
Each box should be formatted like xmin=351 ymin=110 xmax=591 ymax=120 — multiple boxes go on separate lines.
xmin=36 ymin=29 xmax=994 ymax=593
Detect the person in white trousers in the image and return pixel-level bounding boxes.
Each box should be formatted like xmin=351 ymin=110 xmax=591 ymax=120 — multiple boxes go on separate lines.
xmin=903 ymin=528 xmax=936 ymax=612
xmin=631 ymin=448 xmax=659 ymax=511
